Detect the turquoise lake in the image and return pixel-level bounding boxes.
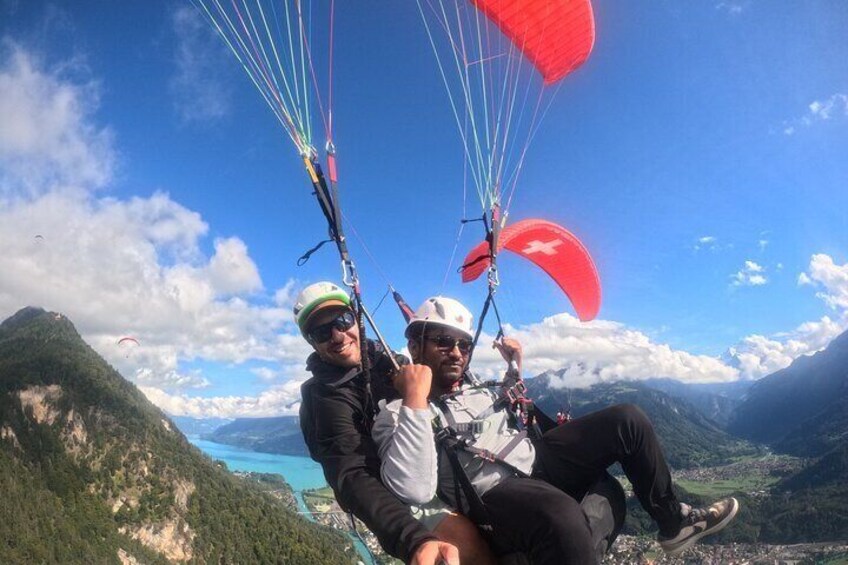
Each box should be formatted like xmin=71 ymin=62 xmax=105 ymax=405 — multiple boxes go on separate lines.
xmin=188 ymin=437 xmax=327 ymax=491
xmin=188 ymin=437 xmax=374 ymax=564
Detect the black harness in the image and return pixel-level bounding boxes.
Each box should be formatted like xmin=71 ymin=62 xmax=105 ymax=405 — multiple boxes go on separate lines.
xmin=429 ymin=371 xmax=548 ymax=529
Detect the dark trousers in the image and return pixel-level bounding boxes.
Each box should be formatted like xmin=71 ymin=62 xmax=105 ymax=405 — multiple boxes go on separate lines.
xmin=482 ymin=404 xmax=681 ymax=564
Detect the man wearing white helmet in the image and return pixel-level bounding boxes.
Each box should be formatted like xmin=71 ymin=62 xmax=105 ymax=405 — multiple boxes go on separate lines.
xmin=373 ymin=295 xmax=739 ymax=564
xmin=295 ymin=282 xmax=495 ymax=565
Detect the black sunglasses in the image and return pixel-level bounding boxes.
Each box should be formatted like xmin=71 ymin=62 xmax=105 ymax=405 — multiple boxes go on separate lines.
xmin=307 ymin=310 xmax=356 ymax=344
xmin=426 ymin=334 xmax=473 ymax=354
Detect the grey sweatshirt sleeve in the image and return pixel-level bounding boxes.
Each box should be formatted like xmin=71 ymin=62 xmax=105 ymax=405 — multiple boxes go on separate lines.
xmin=372 ymin=399 xmax=438 ymax=505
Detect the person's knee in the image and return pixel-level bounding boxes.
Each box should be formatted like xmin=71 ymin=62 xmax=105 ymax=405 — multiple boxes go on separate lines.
xmin=433 ymin=513 xmax=496 ymax=565
xmin=611 ymin=403 xmax=651 ymax=429
xmin=432 ymin=512 xmax=480 ymax=545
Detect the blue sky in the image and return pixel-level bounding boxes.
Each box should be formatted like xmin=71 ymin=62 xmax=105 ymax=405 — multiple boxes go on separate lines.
xmin=1 ymin=1 xmax=846 ymax=417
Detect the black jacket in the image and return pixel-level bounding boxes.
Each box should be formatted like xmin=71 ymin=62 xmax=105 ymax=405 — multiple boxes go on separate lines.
xmin=299 ymin=340 xmax=436 ymax=562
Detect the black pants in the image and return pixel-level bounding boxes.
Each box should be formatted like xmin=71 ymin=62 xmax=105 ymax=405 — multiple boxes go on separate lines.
xmin=481 ymin=404 xmax=681 ymax=564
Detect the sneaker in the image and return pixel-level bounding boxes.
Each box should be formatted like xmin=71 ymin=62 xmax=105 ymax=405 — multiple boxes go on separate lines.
xmin=657 ymin=497 xmax=740 ymax=557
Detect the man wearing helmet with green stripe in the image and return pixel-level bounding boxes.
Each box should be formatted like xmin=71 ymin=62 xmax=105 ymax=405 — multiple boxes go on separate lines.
xmin=295 ymin=282 xmax=495 ymax=565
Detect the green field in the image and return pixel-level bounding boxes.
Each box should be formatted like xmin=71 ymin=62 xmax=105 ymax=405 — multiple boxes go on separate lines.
xmin=302 ymin=486 xmax=339 ymax=513
xmin=675 ymin=475 xmax=781 ymax=498
xmin=303 ymin=486 xmax=336 ymax=501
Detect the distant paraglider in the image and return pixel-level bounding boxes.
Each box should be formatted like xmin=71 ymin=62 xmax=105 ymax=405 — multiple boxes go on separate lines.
xmin=117 ymin=336 xmax=140 ymax=358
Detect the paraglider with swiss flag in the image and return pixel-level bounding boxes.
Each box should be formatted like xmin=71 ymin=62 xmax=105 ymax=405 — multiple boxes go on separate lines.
xmin=460 ymin=218 xmax=601 ymax=322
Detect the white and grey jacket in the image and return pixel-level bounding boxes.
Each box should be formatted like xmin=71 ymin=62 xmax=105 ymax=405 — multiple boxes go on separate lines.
xmin=371 ymin=375 xmax=536 ymax=508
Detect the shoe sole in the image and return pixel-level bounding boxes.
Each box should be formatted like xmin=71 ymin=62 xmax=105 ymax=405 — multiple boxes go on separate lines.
xmin=662 ymin=497 xmax=740 ymax=557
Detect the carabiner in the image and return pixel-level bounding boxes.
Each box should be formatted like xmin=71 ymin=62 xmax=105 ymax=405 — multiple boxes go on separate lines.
xmin=341 ymin=259 xmax=358 ymax=288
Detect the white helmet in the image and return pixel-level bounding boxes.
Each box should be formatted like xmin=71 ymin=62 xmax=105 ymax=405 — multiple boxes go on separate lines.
xmin=405 ymin=296 xmax=474 ymax=340
xmin=293 ymin=281 xmax=351 ymax=334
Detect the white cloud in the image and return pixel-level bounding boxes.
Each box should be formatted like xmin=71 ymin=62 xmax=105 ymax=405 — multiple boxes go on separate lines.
xmin=467 ymin=314 xmax=739 ymax=387
xmin=758 ymin=239 xmax=768 ymax=251
xmin=799 ymin=253 xmax=848 ymax=311
xmin=134 ymin=367 xmax=211 ymax=390
xmin=731 ymin=260 xmax=767 ymax=286
xmin=716 ymin=1 xmax=746 ymax=15
xmin=0 ymin=42 xmax=313 ymax=414
xmin=251 ymin=366 xmax=281 ymax=382
xmin=807 ymin=94 xmax=848 ymax=121
xmin=724 ymin=315 xmax=844 ymax=379
xmin=694 ymin=235 xmax=717 ymax=251
xmin=471 ymin=254 xmax=848 ymax=387
xmin=207 ymin=237 xmax=263 ymax=295
xmin=140 ymin=380 xmax=304 ymax=418
xmin=270 ymin=280 xmax=302 ymax=325
xmin=169 ymin=5 xmax=232 ymax=124
xmin=0 ymin=41 xmax=115 ymax=196
xmin=0 ymin=188 xmax=310 ymax=392
xmin=723 ymin=254 xmax=848 ymax=378
xmin=783 ymin=93 xmax=848 ymax=135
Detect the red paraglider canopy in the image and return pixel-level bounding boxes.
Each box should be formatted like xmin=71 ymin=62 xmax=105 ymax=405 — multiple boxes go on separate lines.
xmin=470 ymin=0 xmax=595 ymax=85
xmin=461 ymin=218 xmax=601 ymax=321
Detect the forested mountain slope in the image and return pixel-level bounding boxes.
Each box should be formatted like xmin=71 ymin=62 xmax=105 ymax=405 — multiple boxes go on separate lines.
xmin=0 ymin=307 xmax=355 ymax=564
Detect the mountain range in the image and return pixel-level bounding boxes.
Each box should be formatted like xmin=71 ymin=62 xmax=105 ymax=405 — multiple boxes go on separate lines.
xmin=170 ymin=416 xmax=233 ymax=437
xmin=205 ymin=416 xmax=308 ymax=456
xmin=639 ymin=377 xmax=752 ymax=427
xmin=0 ymin=307 xmax=356 ymax=564
xmin=728 ymin=328 xmax=848 ymax=457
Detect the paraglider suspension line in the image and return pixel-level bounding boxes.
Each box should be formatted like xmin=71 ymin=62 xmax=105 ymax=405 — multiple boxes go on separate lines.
xmin=371 ymin=286 xmax=392 ymax=316
xmin=467 ymin=288 xmax=505 ymax=367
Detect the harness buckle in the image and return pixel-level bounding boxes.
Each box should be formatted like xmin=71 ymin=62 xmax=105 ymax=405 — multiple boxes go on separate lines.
xmin=475 ymin=449 xmax=497 ymax=462
xmin=454 ymin=421 xmax=487 ymax=435
xmin=504 ymin=379 xmax=527 ymax=403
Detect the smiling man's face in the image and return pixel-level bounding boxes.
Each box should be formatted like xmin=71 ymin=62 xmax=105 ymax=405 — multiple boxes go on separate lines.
xmin=307 ymin=307 xmax=361 ymax=368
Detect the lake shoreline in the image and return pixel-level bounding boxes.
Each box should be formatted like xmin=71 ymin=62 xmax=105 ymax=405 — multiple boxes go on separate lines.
xmin=189 ymin=437 xmax=375 ymax=564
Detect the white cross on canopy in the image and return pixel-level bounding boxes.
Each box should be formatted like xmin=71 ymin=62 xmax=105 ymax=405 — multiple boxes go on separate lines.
xmin=522 ymin=238 xmax=563 ymax=256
